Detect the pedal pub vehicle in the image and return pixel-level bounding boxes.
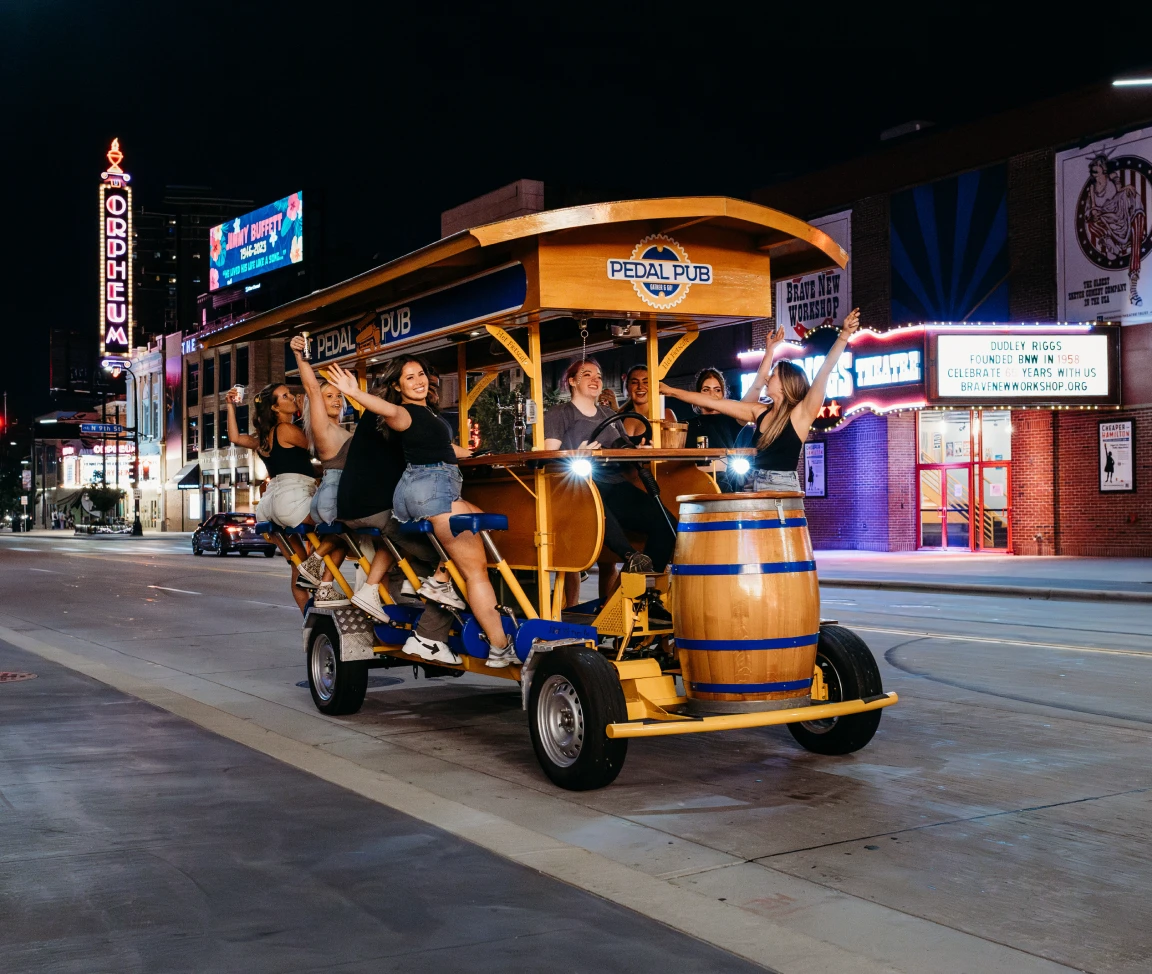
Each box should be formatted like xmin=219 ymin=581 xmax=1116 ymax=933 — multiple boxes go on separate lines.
xmin=202 ymin=197 xmax=898 ymax=789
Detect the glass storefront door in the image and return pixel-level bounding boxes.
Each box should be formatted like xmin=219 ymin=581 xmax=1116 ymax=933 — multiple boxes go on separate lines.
xmin=917 ymin=409 xmax=1012 ymax=550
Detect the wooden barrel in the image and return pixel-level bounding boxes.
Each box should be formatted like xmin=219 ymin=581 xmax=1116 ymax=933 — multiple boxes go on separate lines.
xmin=670 ymin=491 xmax=819 ymax=715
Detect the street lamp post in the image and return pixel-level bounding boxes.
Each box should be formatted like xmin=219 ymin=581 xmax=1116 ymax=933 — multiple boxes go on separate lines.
xmin=101 ymin=356 xmax=142 ymax=536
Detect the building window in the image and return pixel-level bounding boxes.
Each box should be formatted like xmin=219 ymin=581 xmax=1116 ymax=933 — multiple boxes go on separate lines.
xmin=186 ymin=363 xmax=199 ymax=407
xmin=234 ymin=404 xmax=250 ymax=436
xmin=203 ymin=357 xmax=215 ymax=396
xmin=236 ymin=466 xmax=250 ymax=484
xmin=186 ymin=415 xmax=199 ymax=459
xmin=219 ymin=352 xmax=231 ymax=391
xmin=218 ymin=410 xmax=229 ymax=449
xmin=235 ymin=345 xmax=249 ymax=384
xmin=203 ymin=411 xmax=215 ymax=450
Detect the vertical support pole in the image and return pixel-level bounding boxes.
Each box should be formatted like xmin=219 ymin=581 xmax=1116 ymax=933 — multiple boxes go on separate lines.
xmin=527 ymin=319 xmax=552 ymax=617
xmin=646 ymin=316 xmax=661 ymax=447
xmin=457 ymin=342 xmax=469 ymax=448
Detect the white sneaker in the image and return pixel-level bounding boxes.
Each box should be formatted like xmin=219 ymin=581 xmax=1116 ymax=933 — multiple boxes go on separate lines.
xmin=297 ymin=553 xmax=324 ymax=586
xmin=484 ymin=638 xmax=518 ymax=669
xmin=418 ymin=576 xmax=466 ymax=610
xmin=401 ymin=578 xmax=418 ymax=597
xmin=403 ymin=634 xmax=461 ymax=666
xmin=351 ymin=583 xmax=389 ymax=622
xmin=313 ymin=582 xmax=350 ymax=607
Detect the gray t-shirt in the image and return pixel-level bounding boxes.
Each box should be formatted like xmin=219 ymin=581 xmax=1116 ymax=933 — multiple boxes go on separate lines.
xmin=544 ymin=401 xmax=632 ymax=484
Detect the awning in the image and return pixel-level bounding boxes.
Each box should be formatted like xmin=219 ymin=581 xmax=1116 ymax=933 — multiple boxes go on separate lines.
xmin=169 ymin=462 xmax=200 ymax=489
xmin=52 ymin=488 xmax=87 ymax=510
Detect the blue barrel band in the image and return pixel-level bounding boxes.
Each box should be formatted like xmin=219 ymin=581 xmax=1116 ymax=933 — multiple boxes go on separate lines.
xmin=677 ymin=518 xmax=807 ymax=532
xmin=669 ymin=560 xmax=817 ymax=576
xmin=676 ymin=633 xmax=819 ymax=651
xmin=690 ymin=678 xmax=813 ymax=693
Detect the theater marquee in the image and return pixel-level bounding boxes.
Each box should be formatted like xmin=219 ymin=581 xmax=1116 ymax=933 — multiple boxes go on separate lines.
xmin=99 ymin=139 xmax=132 ymax=365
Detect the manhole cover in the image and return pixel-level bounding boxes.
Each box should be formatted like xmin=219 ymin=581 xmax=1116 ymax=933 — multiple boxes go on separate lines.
xmin=295 ymin=677 xmax=403 ymax=690
xmin=0 ymin=672 xmax=37 ymax=684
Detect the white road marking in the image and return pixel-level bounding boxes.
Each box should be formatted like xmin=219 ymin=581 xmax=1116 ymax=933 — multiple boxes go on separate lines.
xmin=246 ymin=600 xmax=298 ymax=609
xmin=852 ymin=624 xmax=1152 ymax=659
xmin=147 ymin=585 xmax=201 ymax=596
xmin=6 ymin=547 xmax=37 ymax=552
xmin=29 ymin=568 xmax=59 ymax=573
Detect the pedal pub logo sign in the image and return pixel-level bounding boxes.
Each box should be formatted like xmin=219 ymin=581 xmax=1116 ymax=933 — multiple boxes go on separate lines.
xmin=99 ymin=139 xmax=132 ymax=361
xmin=606 ymin=234 xmax=713 ymax=309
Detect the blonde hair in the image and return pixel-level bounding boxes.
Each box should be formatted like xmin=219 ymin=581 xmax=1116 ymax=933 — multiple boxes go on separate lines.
xmin=756 ymin=361 xmax=810 ymax=449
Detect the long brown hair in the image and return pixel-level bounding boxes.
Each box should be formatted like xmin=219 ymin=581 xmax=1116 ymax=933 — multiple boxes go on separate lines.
xmin=756 ymin=361 xmax=810 ymax=449
xmin=252 ymin=383 xmax=288 ymax=456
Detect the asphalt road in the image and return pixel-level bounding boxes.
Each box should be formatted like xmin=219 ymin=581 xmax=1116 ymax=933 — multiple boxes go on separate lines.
xmin=1 ymin=533 xmax=1149 ymax=974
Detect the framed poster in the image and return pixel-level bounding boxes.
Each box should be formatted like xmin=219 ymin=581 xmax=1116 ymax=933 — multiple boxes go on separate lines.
xmin=1057 ymin=128 xmax=1152 ymax=325
xmin=774 ymin=210 xmax=851 ymax=340
xmin=1099 ymin=419 xmax=1135 ymax=492
xmin=804 ymin=441 xmax=826 ymax=498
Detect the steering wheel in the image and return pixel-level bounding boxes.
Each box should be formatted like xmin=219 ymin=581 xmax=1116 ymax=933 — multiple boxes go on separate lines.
xmin=585 ymin=411 xmax=652 ymax=449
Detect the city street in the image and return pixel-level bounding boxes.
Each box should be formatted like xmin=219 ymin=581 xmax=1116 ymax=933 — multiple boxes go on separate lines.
xmin=1 ymin=534 xmax=1149 ymax=973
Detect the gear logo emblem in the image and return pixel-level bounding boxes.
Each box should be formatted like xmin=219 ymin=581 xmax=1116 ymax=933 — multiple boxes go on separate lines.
xmin=606 ymin=233 xmax=713 ymax=309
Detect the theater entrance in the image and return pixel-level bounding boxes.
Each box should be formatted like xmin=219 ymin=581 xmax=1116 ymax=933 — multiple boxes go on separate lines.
xmin=917 ymin=409 xmax=1012 ymax=550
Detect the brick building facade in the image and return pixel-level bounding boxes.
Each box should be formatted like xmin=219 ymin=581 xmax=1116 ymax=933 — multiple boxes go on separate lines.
xmin=750 ymin=82 xmax=1152 ymax=557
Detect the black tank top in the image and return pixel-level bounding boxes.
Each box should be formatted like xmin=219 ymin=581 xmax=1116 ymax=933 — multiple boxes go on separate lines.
xmin=399 ymin=404 xmax=457 ymax=466
xmin=337 ymin=411 xmax=406 ymax=520
xmin=264 ymin=426 xmax=316 ymax=477
xmin=754 ymin=412 xmax=804 ymax=471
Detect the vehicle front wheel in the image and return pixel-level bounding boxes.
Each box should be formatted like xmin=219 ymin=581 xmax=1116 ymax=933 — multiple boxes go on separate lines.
xmin=528 ymin=645 xmax=628 ymax=790
xmin=263 ymin=549 xmax=276 ymax=558
xmin=239 ymin=549 xmax=250 ymax=556
xmin=307 ymin=618 xmax=368 ymax=716
xmin=788 ymin=625 xmax=883 ymax=756
xmin=192 ymin=541 xmax=203 ymax=556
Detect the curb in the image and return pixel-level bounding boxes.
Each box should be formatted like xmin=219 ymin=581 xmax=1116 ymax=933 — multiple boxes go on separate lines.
xmin=819 ymin=576 xmax=1152 ymax=604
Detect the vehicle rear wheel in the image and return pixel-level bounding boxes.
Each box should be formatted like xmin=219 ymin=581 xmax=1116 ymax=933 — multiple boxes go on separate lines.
xmin=239 ymin=550 xmax=250 ymax=556
xmin=528 ymin=646 xmax=628 ymax=790
xmin=215 ymin=533 xmax=229 ymax=556
xmin=263 ymin=549 xmax=276 ymax=558
xmin=307 ymin=617 xmax=368 ymax=716
xmin=788 ymin=625 xmax=883 ymax=755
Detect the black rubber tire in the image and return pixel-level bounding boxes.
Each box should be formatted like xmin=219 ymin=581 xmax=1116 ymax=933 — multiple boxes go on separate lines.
xmin=528 ymin=646 xmax=628 ymax=790
xmin=215 ymin=533 xmax=229 ymax=556
xmin=263 ymin=549 xmax=276 ymax=558
xmin=239 ymin=550 xmax=250 ymax=556
xmin=788 ymin=625 xmax=883 ymax=755
xmin=306 ymin=617 xmax=368 ymax=716
xmin=192 ymin=541 xmax=202 ymax=556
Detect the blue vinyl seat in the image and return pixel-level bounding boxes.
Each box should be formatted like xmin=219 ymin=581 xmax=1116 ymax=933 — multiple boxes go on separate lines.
xmin=448 ymin=513 xmax=509 ymax=536
xmin=397 ymin=519 xmax=435 ymax=535
xmin=254 ymin=521 xmax=275 ymax=535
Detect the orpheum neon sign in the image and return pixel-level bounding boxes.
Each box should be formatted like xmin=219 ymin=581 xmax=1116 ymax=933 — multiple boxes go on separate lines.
xmin=99 ymin=139 xmax=132 ymax=362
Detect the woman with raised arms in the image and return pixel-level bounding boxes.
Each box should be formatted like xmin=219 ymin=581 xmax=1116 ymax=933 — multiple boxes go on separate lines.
xmin=325 ymin=358 xmax=517 ymax=668
xmin=661 ymin=309 xmax=861 ymax=492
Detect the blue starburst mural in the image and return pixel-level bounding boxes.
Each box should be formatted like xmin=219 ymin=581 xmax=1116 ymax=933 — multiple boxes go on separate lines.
xmin=890 ymin=165 xmax=1009 ymax=324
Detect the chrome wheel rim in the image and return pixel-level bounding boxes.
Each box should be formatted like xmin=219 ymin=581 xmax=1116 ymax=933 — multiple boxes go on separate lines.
xmin=311 ymin=634 xmax=337 ymax=703
xmin=537 ymin=674 xmax=584 ymax=768
xmin=800 ymin=654 xmax=843 ymax=735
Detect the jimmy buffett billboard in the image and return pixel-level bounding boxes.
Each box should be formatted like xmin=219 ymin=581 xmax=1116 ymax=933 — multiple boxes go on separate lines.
xmin=1057 ymin=127 xmax=1152 ymax=325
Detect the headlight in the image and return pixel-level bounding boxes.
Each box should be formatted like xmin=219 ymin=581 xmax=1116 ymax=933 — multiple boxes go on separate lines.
xmin=731 ymin=457 xmax=751 ymax=476
xmin=570 ymin=458 xmax=593 ymax=478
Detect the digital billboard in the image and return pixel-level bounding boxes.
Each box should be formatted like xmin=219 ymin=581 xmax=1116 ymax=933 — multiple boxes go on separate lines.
xmin=209 ymin=191 xmax=303 ymax=291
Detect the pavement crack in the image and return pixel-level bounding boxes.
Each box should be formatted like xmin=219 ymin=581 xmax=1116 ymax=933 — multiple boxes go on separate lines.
xmin=752 ymin=785 xmax=1152 ymax=860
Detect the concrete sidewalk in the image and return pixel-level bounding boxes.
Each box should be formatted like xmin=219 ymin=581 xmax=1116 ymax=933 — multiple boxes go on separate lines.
xmin=0 ymin=639 xmax=763 ymax=974
xmin=815 ymin=549 xmax=1152 ymax=602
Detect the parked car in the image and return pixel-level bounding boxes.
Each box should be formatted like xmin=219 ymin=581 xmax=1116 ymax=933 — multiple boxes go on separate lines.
xmin=192 ymin=513 xmax=277 ymax=557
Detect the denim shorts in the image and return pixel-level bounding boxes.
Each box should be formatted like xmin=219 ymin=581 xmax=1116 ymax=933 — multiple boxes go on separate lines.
xmin=255 ymin=473 xmax=317 ymax=528
xmin=392 ymin=463 xmax=462 ymax=521
xmin=751 ymin=468 xmax=801 ymax=493
xmin=310 ymin=468 xmax=342 ymax=525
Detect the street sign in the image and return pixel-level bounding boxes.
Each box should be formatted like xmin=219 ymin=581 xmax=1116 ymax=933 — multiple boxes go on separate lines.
xmin=20 ymin=496 xmax=27 ymax=506
xmin=21 ymin=470 xmax=31 ymax=490
xmin=80 ymin=423 xmax=124 ymax=434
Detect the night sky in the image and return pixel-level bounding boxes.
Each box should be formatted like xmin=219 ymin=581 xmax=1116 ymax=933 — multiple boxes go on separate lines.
xmin=2 ymin=4 xmax=1145 ymax=430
